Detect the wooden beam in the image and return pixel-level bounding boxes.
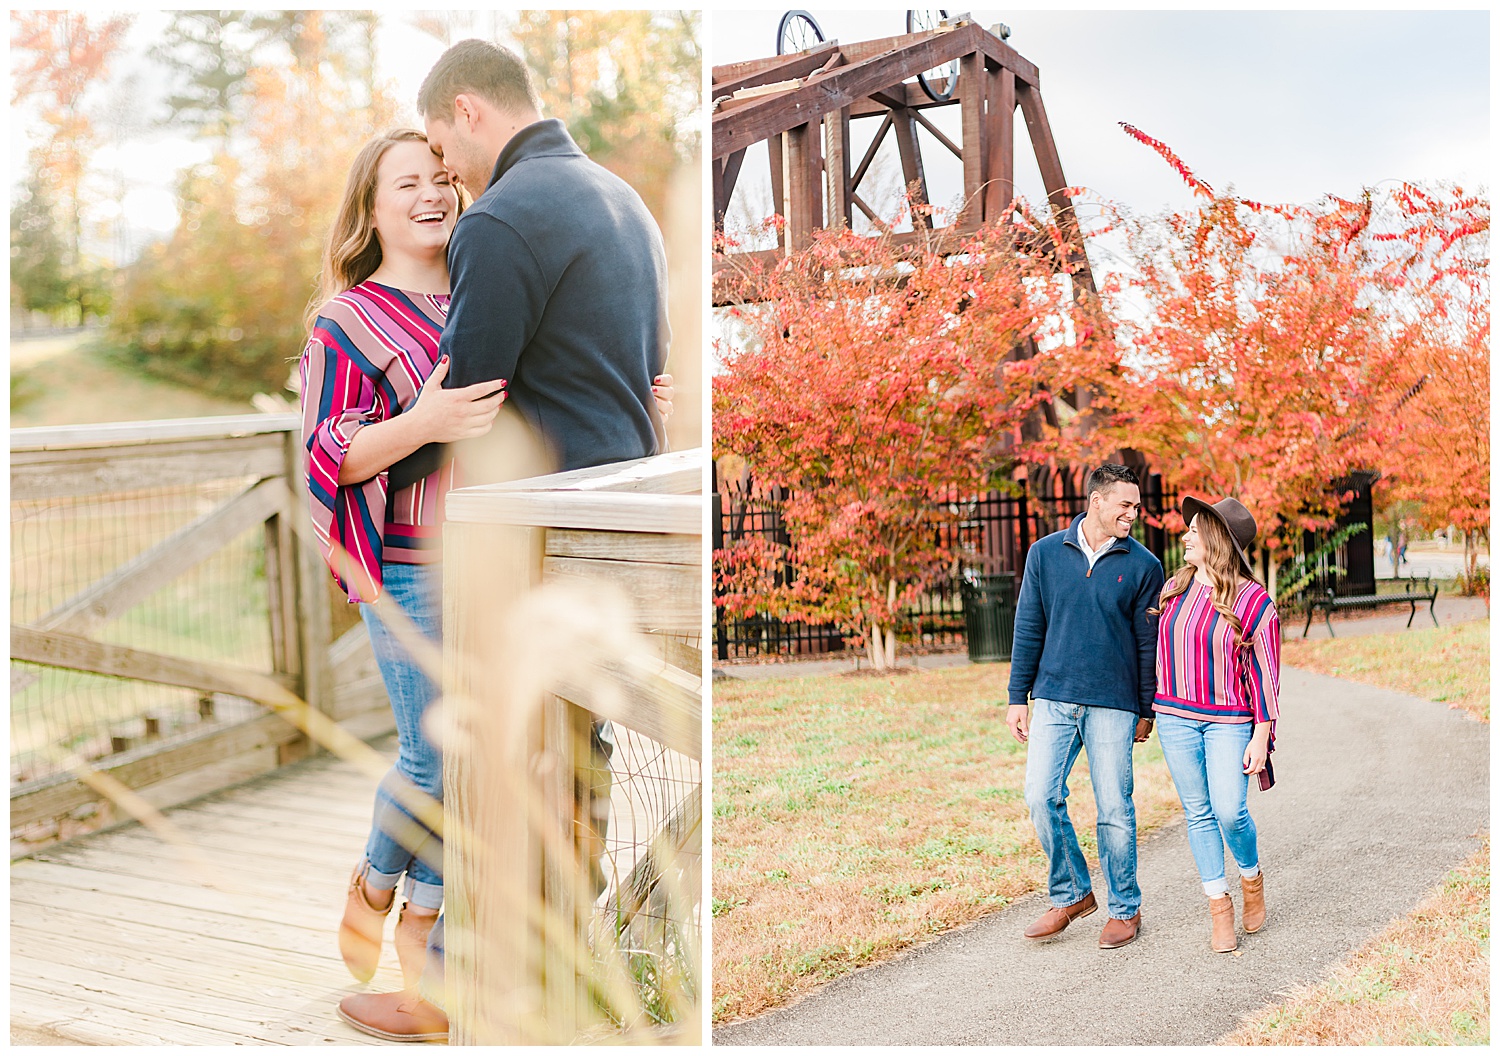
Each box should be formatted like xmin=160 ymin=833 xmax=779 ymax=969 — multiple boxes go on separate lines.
xmin=12 ymin=626 xmax=299 ymax=703
xmin=785 ymin=120 xmax=824 ymax=248
xmin=848 ymin=82 xmax=960 ymax=118
xmin=850 ymin=112 xmax=893 ymax=194
xmin=714 ymin=22 xmax=1005 ymax=159
xmin=9 ymin=711 xmax=304 ymax=828
xmin=826 ymin=106 xmax=853 ymax=228
xmin=446 ymin=491 xmax=701 ymax=536
xmin=540 ymin=556 xmax=701 ymax=636
xmin=555 ymin=658 xmax=701 ymax=763
xmin=985 ymin=67 xmax=1016 ymax=222
xmin=839 ymin=25 xmax=1039 ymax=86
xmin=890 ymin=106 xmax=930 ymax=228
xmin=711 ymin=40 xmax=838 ymax=92
xmin=11 ymin=435 xmax=287 ymax=502
xmin=11 ymin=414 xmax=298 ymax=453
xmin=484 ymin=448 xmax=701 ymax=496
xmin=714 ymin=148 xmax=747 ymax=229
xmin=768 ymin=132 xmax=785 ymax=249
xmin=1016 ymin=81 xmax=1098 ymax=298
xmin=959 ymin=53 xmax=986 ymax=228
xmin=911 ymin=108 xmax=962 ymax=159
xmin=32 ymin=478 xmax=291 ymax=640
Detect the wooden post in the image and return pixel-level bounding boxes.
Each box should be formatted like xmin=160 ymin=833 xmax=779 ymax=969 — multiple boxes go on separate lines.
xmin=958 ymin=53 xmax=985 ymax=228
xmin=985 ymin=66 xmax=1015 ymax=222
xmin=443 ymin=520 xmax=546 ymax=1045
xmin=785 ymin=120 xmax=824 ymax=249
xmin=285 ymin=430 xmax=332 ymax=761
xmin=768 ymin=132 xmax=786 ymax=250
xmin=890 ymin=105 xmax=930 ymax=228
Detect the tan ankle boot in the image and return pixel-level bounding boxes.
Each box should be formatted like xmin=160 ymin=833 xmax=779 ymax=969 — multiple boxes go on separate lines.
xmin=1209 ymin=894 xmax=1237 ymax=952
xmin=394 ymin=906 xmax=439 ymax=990
xmin=339 ymin=863 xmax=394 ymax=983
xmin=1241 ymin=871 xmax=1266 ymax=933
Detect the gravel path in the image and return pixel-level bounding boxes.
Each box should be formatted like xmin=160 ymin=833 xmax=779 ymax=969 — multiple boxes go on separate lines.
xmin=715 ymin=667 xmax=1488 ymax=1045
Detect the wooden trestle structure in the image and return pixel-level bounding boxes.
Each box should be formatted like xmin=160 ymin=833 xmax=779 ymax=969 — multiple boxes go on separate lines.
xmin=712 ymin=18 xmax=1100 ymax=309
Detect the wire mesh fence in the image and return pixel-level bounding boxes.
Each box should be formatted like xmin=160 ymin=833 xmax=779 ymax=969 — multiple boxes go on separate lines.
xmin=713 ymin=462 xmax=1182 ymax=661
xmin=11 ymin=479 xmax=273 ymax=787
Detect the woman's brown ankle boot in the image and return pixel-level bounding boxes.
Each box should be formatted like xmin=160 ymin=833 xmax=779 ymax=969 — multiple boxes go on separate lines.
xmin=339 ymin=863 xmax=394 ymax=983
xmin=394 ymin=906 xmax=439 ymax=991
xmin=1241 ymin=871 xmax=1266 ymax=933
xmin=1209 ymin=894 xmax=1237 ymax=952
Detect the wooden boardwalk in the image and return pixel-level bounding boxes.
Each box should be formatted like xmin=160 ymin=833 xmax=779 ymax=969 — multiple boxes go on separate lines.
xmin=11 ymin=737 xmax=405 ymax=1045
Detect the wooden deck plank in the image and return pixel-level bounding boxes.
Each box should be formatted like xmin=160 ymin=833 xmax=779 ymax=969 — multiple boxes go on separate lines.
xmin=11 ymin=736 xmax=409 ymax=1045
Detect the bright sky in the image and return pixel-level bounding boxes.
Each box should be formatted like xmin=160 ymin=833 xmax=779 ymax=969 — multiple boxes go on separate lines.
xmin=713 ymin=9 xmax=1489 ymax=220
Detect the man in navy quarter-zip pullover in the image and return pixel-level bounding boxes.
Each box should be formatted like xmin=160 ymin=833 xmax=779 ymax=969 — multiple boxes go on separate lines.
xmin=1005 ymin=463 xmax=1165 ymax=949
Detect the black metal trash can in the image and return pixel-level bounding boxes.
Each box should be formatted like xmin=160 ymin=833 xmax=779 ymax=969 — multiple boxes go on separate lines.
xmin=959 ymin=571 xmax=1017 ymax=663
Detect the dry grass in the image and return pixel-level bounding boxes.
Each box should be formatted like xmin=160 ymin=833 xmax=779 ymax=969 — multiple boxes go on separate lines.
xmin=1281 ymin=619 xmax=1489 ymax=722
xmin=1221 ymin=836 xmax=1490 ymax=1045
xmin=710 ymin=665 xmax=1181 ymax=1023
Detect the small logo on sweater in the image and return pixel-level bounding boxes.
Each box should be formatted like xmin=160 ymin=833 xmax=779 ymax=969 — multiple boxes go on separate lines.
xmin=1117 ymin=575 xmax=1123 ymax=582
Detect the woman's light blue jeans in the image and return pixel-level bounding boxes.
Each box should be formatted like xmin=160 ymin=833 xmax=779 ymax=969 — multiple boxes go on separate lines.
xmin=358 ymin=561 xmax=444 ymax=910
xmin=1156 ymin=714 xmax=1259 ymax=896
xmin=1023 ymin=698 xmax=1141 ymax=920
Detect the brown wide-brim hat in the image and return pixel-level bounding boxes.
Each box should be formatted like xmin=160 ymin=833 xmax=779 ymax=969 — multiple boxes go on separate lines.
xmin=1181 ymin=495 xmax=1258 ymax=578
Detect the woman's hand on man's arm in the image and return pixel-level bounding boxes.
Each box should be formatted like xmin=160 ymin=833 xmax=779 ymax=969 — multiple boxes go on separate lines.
xmin=337 ymin=356 xmax=506 ymax=485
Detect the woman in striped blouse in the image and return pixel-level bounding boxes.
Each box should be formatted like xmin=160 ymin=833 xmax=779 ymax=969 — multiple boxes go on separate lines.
xmin=1150 ymin=496 xmax=1279 ymax=953
xmin=299 ymin=130 xmax=672 ymax=995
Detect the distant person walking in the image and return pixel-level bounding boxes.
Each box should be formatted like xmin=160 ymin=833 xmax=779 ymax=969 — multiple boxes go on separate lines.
xmin=1150 ymin=497 xmax=1279 ymax=952
xmin=1006 ymin=464 xmax=1165 ymax=949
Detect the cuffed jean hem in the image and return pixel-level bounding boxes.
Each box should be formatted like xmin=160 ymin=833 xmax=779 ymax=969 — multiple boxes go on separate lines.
xmin=361 ymin=862 xmax=444 ymax=911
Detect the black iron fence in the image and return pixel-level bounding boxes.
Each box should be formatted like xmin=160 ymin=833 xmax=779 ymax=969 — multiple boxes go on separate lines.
xmin=713 ymin=463 xmax=1182 ymax=662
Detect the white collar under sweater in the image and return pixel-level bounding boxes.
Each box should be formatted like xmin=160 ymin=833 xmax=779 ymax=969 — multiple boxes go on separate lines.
xmin=1076 ymin=521 xmax=1116 ymax=569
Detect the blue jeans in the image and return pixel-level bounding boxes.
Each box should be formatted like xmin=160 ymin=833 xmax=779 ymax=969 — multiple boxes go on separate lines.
xmin=1156 ymin=715 xmax=1259 ymax=894
xmin=359 ymin=561 xmax=444 ymax=910
xmin=1023 ymin=698 xmax=1141 ymax=919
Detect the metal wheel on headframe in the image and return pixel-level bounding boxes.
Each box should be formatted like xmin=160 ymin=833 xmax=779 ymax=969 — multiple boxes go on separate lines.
xmin=907 ymin=9 xmax=959 ymax=102
xmin=776 ymin=10 xmax=825 ymax=56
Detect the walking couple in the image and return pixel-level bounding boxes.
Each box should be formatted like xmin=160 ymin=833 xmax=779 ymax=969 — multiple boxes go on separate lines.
xmin=1007 ymin=463 xmax=1281 ymax=953
xmin=298 ymin=40 xmax=676 ymax=1041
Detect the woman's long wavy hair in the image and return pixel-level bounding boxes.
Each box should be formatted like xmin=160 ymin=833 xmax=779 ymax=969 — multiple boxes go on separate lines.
xmin=1151 ymin=511 xmax=1260 ymax=649
xmin=303 ymin=129 xmax=467 ymax=333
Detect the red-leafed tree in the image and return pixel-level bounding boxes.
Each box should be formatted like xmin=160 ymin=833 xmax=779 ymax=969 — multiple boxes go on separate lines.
xmin=1376 ymin=185 xmax=1490 ymax=590
xmin=1102 ymin=125 xmax=1431 ymax=592
xmin=714 ymin=221 xmax=1115 ymax=668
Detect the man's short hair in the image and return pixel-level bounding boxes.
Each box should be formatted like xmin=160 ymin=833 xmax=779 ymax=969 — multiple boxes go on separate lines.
xmin=417 ymin=38 xmax=542 ymax=121
xmin=1086 ymin=463 xmax=1140 ymax=498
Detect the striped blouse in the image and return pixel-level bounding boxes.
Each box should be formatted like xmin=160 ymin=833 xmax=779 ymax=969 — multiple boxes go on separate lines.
xmin=1153 ymin=579 xmax=1281 ymax=746
xmin=299 ymin=281 xmax=455 ymax=603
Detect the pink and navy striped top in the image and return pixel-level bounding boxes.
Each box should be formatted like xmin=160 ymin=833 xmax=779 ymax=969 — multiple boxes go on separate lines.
xmin=299 ymin=281 xmax=455 ymax=603
xmin=1153 ymin=579 xmax=1281 ymax=746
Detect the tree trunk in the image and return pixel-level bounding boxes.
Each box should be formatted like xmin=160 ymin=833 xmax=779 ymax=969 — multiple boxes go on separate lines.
xmin=867 ymin=621 xmax=887 ymax=670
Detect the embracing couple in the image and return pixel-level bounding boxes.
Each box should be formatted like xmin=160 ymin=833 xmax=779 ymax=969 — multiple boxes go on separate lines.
xmin=1007 ymin=463 xmax=1281 ymax=954
xmin=298 ymin=40 xmax=674 ymax=1042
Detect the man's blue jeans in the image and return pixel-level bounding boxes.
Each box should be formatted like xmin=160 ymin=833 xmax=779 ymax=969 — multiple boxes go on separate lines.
xmin=1023 ymin=697 xmax=1141 ymax=919
xmin=358 ymin=561 xmax=444 ymax=910
xmin=1155 ymin=714 xmax=1259 ymax=894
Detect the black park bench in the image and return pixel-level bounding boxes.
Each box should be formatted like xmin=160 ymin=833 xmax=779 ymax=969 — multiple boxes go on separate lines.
xmin=1302 ymin=577 xmax=1439 ymax=638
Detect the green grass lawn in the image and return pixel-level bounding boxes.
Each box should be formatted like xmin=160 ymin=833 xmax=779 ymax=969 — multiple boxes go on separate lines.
xmin=1281 ymin=619 xmax=1489 ymax=721
xmin=710 ymin=665 xmax=1182 ymax=1023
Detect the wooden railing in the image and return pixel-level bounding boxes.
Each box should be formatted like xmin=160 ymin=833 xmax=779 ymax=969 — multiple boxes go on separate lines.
xmin=10 ymin=415 xmax=389 ymax=837
xmin=442 ymin=448 xmax=704 ymax=1044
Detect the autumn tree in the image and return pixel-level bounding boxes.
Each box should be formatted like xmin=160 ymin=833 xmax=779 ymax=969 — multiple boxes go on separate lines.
xmin=111 ymin=11 xmax=395 ymax=397
xmin=714 ymin=223 xmax=1114 ymax=668
xmin=11 ymin=10 xmax=133 ymax=320
xmin=1376 ymin=185 xmax=1490 ymax=587
xmin=10 ymin=175 xmax=71 ymax=321
xmin=1102 ymin=126 xmax=1421 ymax=591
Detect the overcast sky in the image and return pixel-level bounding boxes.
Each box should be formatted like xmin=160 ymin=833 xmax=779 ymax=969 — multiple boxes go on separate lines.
xmin=713 ymin=9 xmax=1489 ymax=223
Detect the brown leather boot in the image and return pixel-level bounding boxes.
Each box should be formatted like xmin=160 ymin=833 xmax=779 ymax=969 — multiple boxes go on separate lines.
xmin=1098 ymin=912 xmax=1142 ymax=949
xmin=1209 ymin=895 xmax=1237 ymax=952
xmin=394 ymin=906 xmax=439 ymax=991
xmin=337 ymin=990 xmax=449 ymax=1043
xmin=1023 ymin=891 xmax=1097 ymax=940
xmin=339 ymin=863 xmax=395 ymax=983
xmin=1241 ymin=871 xmax=1266 ymax=933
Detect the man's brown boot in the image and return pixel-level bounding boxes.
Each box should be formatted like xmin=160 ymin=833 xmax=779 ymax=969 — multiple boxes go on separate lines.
xmin=338 ymin=990 xmax=449 ymax=1043
xmin=1241 ymin=871 xmax=1266 ymax=933
xmin=339 ymin=863 xmax=394 ymax=983
xmin=1098 ymin=912 xmax=1141 ymax=949
xmin=1023 ymin=891 xmax=1097 ymax=940
xmin=394 ymin=907 xmax=439 ymax=991
xmin=1209 ymin=895 xmax=1237 ymax=952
